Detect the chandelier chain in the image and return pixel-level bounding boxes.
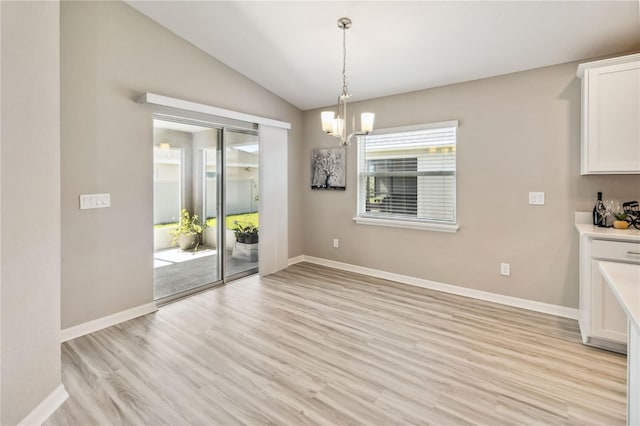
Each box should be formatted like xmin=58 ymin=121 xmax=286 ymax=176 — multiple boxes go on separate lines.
xmin=341 ymin=25 xmax=348 ymax=97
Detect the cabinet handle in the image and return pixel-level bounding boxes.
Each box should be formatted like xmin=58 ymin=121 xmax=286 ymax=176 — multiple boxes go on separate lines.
xmin=628 ymin=251 xmax=640 ymax=256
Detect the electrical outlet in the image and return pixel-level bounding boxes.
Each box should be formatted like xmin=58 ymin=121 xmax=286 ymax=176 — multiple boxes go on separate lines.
xmin=500 ymin=262 xmax=511 ymax=276
xmin=333 ymin=238 xmax=339 ymax=248
xmin=528 ymin=192 xmax=545 ymax=205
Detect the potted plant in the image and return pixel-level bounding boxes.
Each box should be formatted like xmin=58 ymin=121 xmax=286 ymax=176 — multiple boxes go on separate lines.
xmin=233 ymin=223 xmax=258 ymax=244
xmin=170 ymin=209 xmax=206 ymax=251
xmin=232 ymin=222 xmax=258 ymax=261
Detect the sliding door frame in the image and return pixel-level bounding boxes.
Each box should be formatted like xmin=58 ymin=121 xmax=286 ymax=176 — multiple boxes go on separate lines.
xmin=152 ymin=112 xmax=259 ymax=306
xmin=141 ymin=93 xmax=291 ymax=293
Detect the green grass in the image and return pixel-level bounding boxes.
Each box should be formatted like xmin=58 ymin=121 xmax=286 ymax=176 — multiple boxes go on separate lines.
xmin=155 ymin=212 xmax=259 ymax=230
xmin=153 ymin=222 xmax=180 ymax=229
xmin=208 ymin=212 xmax=259 ymax=229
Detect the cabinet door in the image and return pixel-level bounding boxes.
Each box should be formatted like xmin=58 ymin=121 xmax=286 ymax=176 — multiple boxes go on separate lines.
xmin=583 ymin=61 xmax=640 ymax=174
xmin=591 ymin=260 xmax=627 ymax=343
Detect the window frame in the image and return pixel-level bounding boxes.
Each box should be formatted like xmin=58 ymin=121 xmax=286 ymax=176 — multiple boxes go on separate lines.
xmin=354 ymin=120 xmax=459 ymax=233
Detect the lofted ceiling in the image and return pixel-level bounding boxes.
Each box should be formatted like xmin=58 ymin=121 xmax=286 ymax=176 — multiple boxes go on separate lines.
xmin=126 ymin=1 xmax=640 ymax=111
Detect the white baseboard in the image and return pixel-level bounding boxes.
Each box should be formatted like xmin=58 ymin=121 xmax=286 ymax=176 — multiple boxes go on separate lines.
xmin=60 ymin=302 xmax=158 ymax=342
xmin=288 ymin=255 xmax=305 ymax=266
xmin=294 ymin=255 xmax=578 ymax=320
xmin=18 ymin=384 xmax=68 ymax=426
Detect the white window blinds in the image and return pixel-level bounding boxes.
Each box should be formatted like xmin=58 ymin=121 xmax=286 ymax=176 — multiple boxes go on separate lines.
xmin=357 ymin=122 xmax=457 ymax=224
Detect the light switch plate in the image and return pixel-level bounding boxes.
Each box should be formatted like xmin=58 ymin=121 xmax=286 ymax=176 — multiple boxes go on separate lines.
xmin=528 ymin=192 xmax=545 ymax=205
xmin=80 ymin=193 xmax=111 ymax=210
xmin=500 ymin=262 xmax=511 ymax=276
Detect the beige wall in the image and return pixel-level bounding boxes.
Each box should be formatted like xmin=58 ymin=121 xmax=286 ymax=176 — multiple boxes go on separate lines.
xmin=61 ymin=1 xmax=303 ymax=328
xmin=302 ymin=60 xmax=640 ymax=309
xmin=1 ymin=1 xmax=62 ymax=424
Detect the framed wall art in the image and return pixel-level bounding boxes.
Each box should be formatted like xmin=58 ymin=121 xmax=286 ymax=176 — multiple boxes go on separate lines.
xmin=311 ymin=148 xmax=346 ymax=190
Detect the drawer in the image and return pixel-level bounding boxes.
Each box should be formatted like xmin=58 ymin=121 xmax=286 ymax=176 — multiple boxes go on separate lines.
xmin=592 ymin=239 xmax=640 ymax=263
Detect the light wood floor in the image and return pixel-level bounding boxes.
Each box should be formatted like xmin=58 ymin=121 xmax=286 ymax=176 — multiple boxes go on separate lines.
xmin=45 ymin=262 xmax=627 ymax=426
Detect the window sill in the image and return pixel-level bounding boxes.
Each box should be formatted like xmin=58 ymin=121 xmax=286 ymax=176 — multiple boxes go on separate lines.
xmin=352 ymin=216 xmax=459 ymax=233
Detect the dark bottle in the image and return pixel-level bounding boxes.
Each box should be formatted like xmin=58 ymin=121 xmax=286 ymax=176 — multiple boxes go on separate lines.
xmin=593 ymin=192 xmax=607 ymax=227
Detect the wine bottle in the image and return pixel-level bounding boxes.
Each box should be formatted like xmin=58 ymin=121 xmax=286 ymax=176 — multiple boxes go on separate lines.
xmin=593 ymin=192 xmax=606 ymax=227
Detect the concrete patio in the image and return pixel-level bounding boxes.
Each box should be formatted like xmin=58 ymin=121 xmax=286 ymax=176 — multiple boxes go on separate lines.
xmin=154 ymin=245 xmax=258 ymax=299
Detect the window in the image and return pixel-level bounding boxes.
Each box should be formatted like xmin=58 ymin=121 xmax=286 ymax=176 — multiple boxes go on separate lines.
xmin=356 ymin=121 xmax=458 ymax=231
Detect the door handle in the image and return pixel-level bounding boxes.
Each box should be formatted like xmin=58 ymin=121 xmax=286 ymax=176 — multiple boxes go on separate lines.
xmin=627 ymin=251 xmax=640 ymax=255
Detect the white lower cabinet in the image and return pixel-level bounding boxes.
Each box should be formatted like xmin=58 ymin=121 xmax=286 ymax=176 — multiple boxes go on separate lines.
xmin=579 ymin=235 xmax=640 ymax=353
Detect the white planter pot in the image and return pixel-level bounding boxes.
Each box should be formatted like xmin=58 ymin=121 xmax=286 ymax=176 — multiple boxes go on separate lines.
xmin=177 ymin=233 xmax=198 ymax=251
xmin=231 ymin=242 xmax=258 ymax=262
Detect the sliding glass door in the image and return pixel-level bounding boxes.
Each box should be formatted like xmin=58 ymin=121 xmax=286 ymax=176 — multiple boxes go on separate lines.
xmin=153 ymin=118 xmax=259 ymax=302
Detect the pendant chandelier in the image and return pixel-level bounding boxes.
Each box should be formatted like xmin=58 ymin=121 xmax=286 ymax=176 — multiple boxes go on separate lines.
xmin=321 ymin=17 xmax=375 ymax=147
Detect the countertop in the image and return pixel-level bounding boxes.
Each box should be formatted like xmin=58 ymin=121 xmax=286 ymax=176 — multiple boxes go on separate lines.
xmin=599 ymin=262 xmax=640 ymax=333
xmin=575 ymin=223 xmax=640 ymax=242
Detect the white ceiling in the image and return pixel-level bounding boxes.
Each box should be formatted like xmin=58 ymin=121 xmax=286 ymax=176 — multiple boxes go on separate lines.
xmin=127 ymin=1 xmax=640 ymax=111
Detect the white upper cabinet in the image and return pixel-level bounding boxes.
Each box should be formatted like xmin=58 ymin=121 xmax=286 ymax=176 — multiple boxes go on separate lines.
xmin=577 ymin=54 xmax=640 ymax=175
